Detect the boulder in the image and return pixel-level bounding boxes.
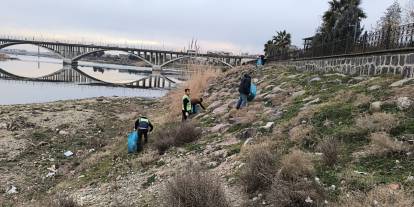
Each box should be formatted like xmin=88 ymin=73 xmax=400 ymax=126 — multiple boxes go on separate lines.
xmin=243 ymin=138 xmax=254 ymax=146
xmin=370 ymin=101 xmax=382 ymax=112
xmin=236 ymin=128 xmax=257 ymax=140
xmin=272 ymin=87 xmax=287 ymax=93
xmin=210 ymin=124 xmax=229 ymax=133
xmin=208 ymin=101 xmax=222 ymax=110
xmin=212 ymin=105 xmax=228 ymax=115
xmin=368 ymin=85 xmax=381 ymax=91
xmin=397 ymin=97 xmax=412 ymax=110
xmin=390 ymin=78 xmax=414 ymax=87
xmin=292 ymin=90 xmax=306 ymax=98
xmin=260 ymin=122 xmax=274 ymax=132
xmin=304 ymin=98 xmax=321 ymax=107
xmin=309 ymin=77 xmax=322 ymax=83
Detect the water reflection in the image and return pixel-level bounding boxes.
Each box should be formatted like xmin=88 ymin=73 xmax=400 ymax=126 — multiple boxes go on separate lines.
xmin=0 ymin=79 xmax=166 ymax=105
xmin=0 ymin=54 xmax=172 ymax=105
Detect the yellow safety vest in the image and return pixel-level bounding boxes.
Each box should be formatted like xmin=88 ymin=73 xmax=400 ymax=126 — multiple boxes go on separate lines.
xmin=182 ymin=95 xmax=192 ymax=112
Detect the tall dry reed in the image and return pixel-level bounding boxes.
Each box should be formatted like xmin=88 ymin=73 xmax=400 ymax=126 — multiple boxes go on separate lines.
xmin=162 ymin=65 xmax=220 ymax=122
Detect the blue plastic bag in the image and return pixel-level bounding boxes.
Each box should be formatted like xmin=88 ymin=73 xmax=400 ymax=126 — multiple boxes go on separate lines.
xmin=247 ymin=84 xmax=257 ymax=101
xmin=128 ymin=131 xmax=140 ymax=153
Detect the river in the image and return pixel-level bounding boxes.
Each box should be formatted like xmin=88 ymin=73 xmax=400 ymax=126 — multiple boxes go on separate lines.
xmin=0 ymin=55 xmax=170 ymax=105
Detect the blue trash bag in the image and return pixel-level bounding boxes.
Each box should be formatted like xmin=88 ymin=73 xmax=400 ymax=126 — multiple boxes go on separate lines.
xmin=247 ymin=83 xmax=257 ymax=101
xmin=127 ymin=131 xmax=140 ymax=153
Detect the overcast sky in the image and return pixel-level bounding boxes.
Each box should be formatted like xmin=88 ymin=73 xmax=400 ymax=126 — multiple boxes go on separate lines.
xmin=0 ymin=0 xmax=410 ymax=54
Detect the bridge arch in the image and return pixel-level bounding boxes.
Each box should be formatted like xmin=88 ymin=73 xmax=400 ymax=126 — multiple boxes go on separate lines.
xmin=160 ymin=56 xmax=234 ymax=69
xmin=0 ymin=42 xmax=65 ymax=59
xmin=71 ymin=49 xmax=154 ymax=66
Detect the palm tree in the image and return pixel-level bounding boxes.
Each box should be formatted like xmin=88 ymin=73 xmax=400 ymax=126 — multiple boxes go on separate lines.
xmin=264 ymin=40 xmax=273 ymax=56
xmin=272 ymin=30 xmax=292 ymax=48
xmin=321 ymin=0 xmax=366 ymax=39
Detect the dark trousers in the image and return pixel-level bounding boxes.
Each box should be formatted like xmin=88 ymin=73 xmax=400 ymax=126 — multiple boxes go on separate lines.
xmin=182 ymin=110 xmax=189 ymax=122
xmin=138 ymin=129 xmax=148 ymax=150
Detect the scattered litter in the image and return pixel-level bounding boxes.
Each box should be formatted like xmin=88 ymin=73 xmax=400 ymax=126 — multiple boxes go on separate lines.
xmin=314 ymin=177 xmax=320 ymax=184
xmin=330 ymin=185 xmax=336 ymax=191
xmin=305 ymin=196 xmax=313 ymax=203
xmin=354 ymin=170 xmax=368 ymax=175
xmin=46 ymin=172 xmax=56 ymax=178
xmin=64 ymin=151 xmax=74 ymax=157
xmin=46 ymin=165 xmax=57 ymax=178
xmin=6 ymin=186 xmax=18 ymax=194
xmin=78 ymin=175 xmax=85 ymax=179
xmin=407 ymin=176 xmax=414 ymax=182
xmin=89 ymin=148 xmax=95 ymax=153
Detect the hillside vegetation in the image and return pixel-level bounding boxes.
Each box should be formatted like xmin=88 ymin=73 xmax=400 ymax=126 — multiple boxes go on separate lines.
xmin=1 ymin=64 xmax=414 ymax=206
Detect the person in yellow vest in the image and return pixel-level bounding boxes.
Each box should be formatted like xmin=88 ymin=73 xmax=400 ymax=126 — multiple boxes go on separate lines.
xmin=182 ymin=88 xmax=192 ymax=121
xmin=134 ymin=115 xmax=154 ymax=150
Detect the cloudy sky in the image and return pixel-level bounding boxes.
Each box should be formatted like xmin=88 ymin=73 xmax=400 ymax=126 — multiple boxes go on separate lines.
xmin=1 ymin=0 xmax=410 ymax=54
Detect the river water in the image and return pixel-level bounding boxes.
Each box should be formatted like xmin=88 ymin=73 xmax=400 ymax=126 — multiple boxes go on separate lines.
xmin=0 ymin=55 xmax=169 ymax=105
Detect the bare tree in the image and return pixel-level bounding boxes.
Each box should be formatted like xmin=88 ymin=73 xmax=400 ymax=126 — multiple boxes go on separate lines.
xmin=403 ymin=0 xmax=414 ymax=24
xmin=377 ymin=0 xmax=402 ymax=31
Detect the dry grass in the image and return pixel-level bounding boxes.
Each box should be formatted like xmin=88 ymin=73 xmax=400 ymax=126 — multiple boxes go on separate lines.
xmin=280 ymin=150 xmax=314 ymax=181
xmin=40 ymin=193 xmax=80 ymax=207
xmin=162 ymin=168 xmax=230 ymax=207
xmin=332 ymin=90 xmax=356 ymax=103
xmin=163 ymin=68 xmax=220 ymax=122
xmin=337 ymin=185 xmax=414 ymax=207
xmin=288 ymin=125 xmax=314 ymax=143
xmin=317 ymin=137 xmax=340 ymax=167
xmin=137 ymin=151 xmax=161 ymax=168
xmin=153 ymin=121 xmax=202 ymax=154
xmin=369 ymin=132 xmax=404 ymax=153
xmin=355 ymin=112 xmax=399 ymax=132
xmin=268 ymin=177 xmax=325 ymax=207
xmin=240 ymin=142 xmax=277 ymax=194
xmin=352 ymin=94 xmax=372 ymax=107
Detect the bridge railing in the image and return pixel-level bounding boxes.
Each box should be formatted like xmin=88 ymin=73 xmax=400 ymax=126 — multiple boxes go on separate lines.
xmin=269 ymin=23 xmax=414 ymax=61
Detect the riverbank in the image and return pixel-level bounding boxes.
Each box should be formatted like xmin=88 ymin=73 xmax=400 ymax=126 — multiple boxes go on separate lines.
xmin=1 ymin=64 xmax=414 ymax=206
xmin=0 ymin=53 xmax=10 ymax=61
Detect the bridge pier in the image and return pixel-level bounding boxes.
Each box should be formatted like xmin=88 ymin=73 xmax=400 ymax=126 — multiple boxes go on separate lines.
xmin=152 ymin=65 xmax=162 ymax=75
xmin=63 ymin=59 xmax=78 ymax=66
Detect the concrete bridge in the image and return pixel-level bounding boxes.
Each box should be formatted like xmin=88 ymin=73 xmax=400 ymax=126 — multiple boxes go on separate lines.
xmin=0 ymin=37 xmax=255 ymax=73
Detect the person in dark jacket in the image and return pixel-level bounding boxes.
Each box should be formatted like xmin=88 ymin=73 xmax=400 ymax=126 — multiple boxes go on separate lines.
xmin=236 ymin=74 xmax=251 ymax=109
xmin=134 ymin=116 xmax=154 ymax=150
xmin=182 ymin=88 xmax=192 ymax=121
xmin=191 ymin=97 xmax=206 ymax=114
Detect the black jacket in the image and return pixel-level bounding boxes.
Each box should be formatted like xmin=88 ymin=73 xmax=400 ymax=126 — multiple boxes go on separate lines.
xmin=238 ymin=74 xmax=251 ymax=95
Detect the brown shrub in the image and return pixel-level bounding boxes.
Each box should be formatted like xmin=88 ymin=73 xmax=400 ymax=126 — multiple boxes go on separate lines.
xmin=240 ymin=142 xmax=277 ymax=194
xmin=369 ymin=132 xmax=404 ymax=153
xmin=280 ymin=150 xmax=314 ymax=181
xmin=163 ymin=169 xmax=229 ymax=207
xmin=337 ymin=185 xmax=414 ymax=207
xmin=353 ymin=94 xmax=372 ymax=107
xmin=268 ymin=177 xmax=326 ymax=207
xmin=355 ymin=112 xmax=399 ymax=132
xmin=153 ymin=122 xmax=202 ymax=154
xmin=317 ymin=137 xmax=340 ymax=167
xmin=289 ymin=125 xmax=314 ymax=143
xmin=44 ymin=194 xmax=80 ymax=207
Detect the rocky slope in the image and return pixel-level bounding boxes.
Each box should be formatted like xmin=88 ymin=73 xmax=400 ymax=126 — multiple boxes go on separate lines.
xmin=1 ymin=64 xmax=414 ymax=206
